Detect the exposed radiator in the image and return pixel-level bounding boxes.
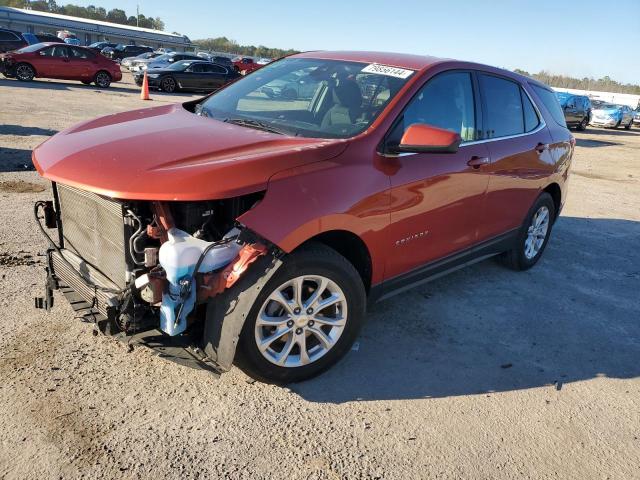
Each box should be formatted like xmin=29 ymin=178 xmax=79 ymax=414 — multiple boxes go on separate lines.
xmin=57 ymin=184 xmax=127 ymax=288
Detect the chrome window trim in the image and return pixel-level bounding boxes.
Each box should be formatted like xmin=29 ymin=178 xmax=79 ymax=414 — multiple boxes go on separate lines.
xmin=389 ymin=78 xmax=547 ymax=157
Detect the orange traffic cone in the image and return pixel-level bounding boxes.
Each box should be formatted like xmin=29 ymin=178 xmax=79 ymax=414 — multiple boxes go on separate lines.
xmin=140 ymin=70 xmax=150 ymax=100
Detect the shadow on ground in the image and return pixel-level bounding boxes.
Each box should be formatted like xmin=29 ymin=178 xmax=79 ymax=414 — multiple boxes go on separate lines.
xmin=0 ymin=76 xmax=203 ymax=99
xmin=0 ymin=125 xmax=58 ymax=137
xmin=578 ymin=127 xmax=640 ymax=137
xmin=0 ymin=147 xmax=34 ymax=172
xmin=293 ymin=216 xmax=640 ymax=403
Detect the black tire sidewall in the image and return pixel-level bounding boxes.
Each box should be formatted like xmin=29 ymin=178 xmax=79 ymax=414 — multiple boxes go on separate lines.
xmin=513 ymin=193 xmax=555 ymax=270
xmin=237 ymin=246 xmax=366 ymax=384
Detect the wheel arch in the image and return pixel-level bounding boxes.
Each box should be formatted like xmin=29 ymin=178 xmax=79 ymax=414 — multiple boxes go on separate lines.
xmin=298 ymin=230 xmax=372 ymax=293
xmin=542 ymin=182 xmax=562 ymax=221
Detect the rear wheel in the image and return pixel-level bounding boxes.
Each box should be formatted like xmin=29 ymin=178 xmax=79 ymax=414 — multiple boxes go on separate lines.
xmin=160 ymin=76 xmax=177 ymax=93
xmin=15 ymin=63 xmax=34 ymax=81
xmin=94 ymin=71 xmax=111 ymax=88
xmin=236 ymin=243 xmax=366 ymax=383
xmin=624 ymin=119 xmax=632 ymax=130
xmin=576 ymin=116 xmax=588 ymax=131
xmin=499 ymin=192 xmax=555 ymax=271
xmin=614 ymin=119 xmax=621 ymax=129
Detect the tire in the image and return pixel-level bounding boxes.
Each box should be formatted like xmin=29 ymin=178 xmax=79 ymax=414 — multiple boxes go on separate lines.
xmin=614 ymin=120 xmax=621 ymax=129
xmin=624 ymin=119 xmax=632 ymax=130
xmin=94 ymin=71 xmax=111 ymax=88
xmin=15 ymin=63 xmax=34 ymax=81
xmin=498 ymin=192 xmax=555 ymax=271
xmin=576 ymin=116 xmax=588 ymax=131
xmin=235 ymin=242 xmax=366 ymax=383
xmin=160 ymin=76 xmax=177 ymax=93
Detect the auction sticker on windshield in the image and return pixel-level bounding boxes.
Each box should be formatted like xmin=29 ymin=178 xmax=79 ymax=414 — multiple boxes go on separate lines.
xmin=361 ymin=63 xmax=414 ymax=79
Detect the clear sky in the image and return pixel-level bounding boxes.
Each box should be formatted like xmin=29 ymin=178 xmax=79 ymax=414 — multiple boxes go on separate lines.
xmin=67 ymin=0 xmax=639 ymax=84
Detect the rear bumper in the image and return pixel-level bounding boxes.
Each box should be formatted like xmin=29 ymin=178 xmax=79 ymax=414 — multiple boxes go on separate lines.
xmin=112 ymin=70 xmax=123 ymax=81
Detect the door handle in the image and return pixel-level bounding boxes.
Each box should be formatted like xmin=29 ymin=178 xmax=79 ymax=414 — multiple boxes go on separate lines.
xmin=467 ymin=156 xmax=490 ymax=168
xmin=534 ymin=143 xmax=549 ymax=153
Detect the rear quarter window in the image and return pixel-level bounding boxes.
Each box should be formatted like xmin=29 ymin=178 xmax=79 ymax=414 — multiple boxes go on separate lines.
xmin=531 ymin=85 xmax=567 ymax=128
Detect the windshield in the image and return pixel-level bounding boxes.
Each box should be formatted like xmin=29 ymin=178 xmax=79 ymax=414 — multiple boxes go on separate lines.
xmin=15 ymin=43 xmax=46 ymax=53
xmin=198 ymin=58 xmax=414 ymax=139
xmin=596 ymin=104 xmax=618 ymax=110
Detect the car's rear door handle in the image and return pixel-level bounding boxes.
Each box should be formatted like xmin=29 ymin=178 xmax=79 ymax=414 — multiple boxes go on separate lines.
xmin=467 ymin=156 xmax=490 ymax=168
xmin=535 ymin=143 xmax=549 ymax=153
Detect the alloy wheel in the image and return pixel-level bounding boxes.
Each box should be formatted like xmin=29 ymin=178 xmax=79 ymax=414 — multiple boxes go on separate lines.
xmin=16 ymin=64 xmax=33 ymax=81
xmin=254 ymin=275 xmax=348 ymax=368
xmin=162 ymin=77 xmax=176 ymax=92
xmin=95 ymin=72 xmax=110 ymax=88
xmin=524 ymin=206 xmax=550 ymax=260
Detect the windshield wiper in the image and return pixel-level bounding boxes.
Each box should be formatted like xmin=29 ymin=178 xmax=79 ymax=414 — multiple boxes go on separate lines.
xmin=224 ymin=117 xmax=291 ymax=136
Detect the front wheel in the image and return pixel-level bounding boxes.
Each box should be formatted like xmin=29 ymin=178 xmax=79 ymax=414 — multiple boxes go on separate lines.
xmin=160 ymin=76 xmax=177 ymax=93
xmin=15 ymin=63 xmax=35 ymax=81
xmin=499 ymin=192 xmax=555 ymax=271
xmin=236 ymin=243 xmax=366 ymax=383
xmin=624 ymin=119 xmax=632 ymax=130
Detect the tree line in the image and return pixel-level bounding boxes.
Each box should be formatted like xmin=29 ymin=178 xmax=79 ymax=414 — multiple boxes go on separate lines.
xmin=514 ymin=69 xmax=640 ymax=95
xmin=193 ymin=36 xmax=299 ymax=59
xmin=0 ymin=0 xmax=165 ymax=31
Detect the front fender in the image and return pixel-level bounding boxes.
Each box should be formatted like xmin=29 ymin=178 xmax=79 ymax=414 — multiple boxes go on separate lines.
xmin=237 ymin=158 xmax=390 ymax=285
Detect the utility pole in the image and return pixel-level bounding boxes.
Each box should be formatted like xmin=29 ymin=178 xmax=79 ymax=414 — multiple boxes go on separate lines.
xmin=136 ymin=4 xmax=140 ymax=27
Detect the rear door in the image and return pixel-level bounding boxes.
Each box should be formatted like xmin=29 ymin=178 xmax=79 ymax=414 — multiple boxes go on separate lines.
xmin=384 ymin=70 xmax=491 ymax=279
xmin=180 ymin=63 xmax=203 ymax=89
xmin=204 ymin=64 xmax=229 ymax=90
xmin=68 ymin=46 xmax=96 ymax=80
xmin=476 ymin=73 xmax=555 ymax=241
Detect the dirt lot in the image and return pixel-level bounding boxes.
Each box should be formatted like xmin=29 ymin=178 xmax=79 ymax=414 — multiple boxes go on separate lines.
xmin=0 ymin=73 xmax=638 ymax=480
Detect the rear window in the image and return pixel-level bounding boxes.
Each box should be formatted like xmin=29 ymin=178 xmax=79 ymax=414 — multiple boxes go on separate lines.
xmin=532 ymin=85 xmax=566 ymax=127
xmin=0 ymin=31 xmax=20 ymax=41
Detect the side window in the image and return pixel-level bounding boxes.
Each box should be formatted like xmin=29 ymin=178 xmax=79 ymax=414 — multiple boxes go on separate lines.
xmin=50 ymin=46 xmax=69 ymax=58
xmin=531 ymin=84 xmax=567 ymax=127
xmin=479 ymin=74 xmax=524 ymax=138
xmin=70 ymin=47 xmax=91 ymax=59
xmin=0 ymin=31 xmax=19 ymax=41
xmin=402 ymin=71 xmax=476 ymax=142
xmin=208 ymin=65 xmax=226 ymax=74
xmin=189 ymin=64 xmax=204 ymax=73
xmin=39 ymin=46 xmax=55 ymax=56
xmin=521 ymin=89 xmax=540 ymax=132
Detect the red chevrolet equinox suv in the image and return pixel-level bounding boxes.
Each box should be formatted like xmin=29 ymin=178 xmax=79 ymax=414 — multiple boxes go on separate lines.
xmin=32 ymin=51 xmax=573 ymax=383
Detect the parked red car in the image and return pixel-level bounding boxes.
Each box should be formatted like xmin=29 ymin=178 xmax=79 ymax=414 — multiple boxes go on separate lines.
xmin=0 ymin=42 xmax=122 ymax=87
xmin=232 ymin=56 xmax=262 ymax=74
xmin=32 ymin=51 xmax=572 ymax=383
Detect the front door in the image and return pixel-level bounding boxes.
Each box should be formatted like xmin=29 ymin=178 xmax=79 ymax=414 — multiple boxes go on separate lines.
xmin=384 ymin=71 xmax=491 ymax=280
xmin=36 ymin=45 xmax=71 ymax=78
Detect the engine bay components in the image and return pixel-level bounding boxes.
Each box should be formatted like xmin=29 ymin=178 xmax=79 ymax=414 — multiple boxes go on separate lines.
xmin=158 ymin=227 xmax=242 ymax=336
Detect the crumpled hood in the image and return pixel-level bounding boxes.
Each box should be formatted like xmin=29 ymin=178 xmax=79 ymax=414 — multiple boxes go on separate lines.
xmin=33 ymin=104 xmax=347 ymax=200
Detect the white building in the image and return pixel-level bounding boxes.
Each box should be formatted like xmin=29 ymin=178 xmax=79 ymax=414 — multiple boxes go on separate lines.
xmin=0 ymin=6 xmax=192 ymax=51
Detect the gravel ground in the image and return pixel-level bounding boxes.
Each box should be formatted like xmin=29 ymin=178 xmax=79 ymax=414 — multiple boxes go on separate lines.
xmin=0 ymin=73 xmax=639 ymax=480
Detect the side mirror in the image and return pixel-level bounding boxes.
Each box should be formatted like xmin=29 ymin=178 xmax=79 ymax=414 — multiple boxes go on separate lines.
xmin=395 ymin=124 xmax=462 ymax=154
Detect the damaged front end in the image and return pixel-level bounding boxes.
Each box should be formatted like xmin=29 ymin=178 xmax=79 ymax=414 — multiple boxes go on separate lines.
xmin=34 ymin=183 xmax=275 ymax=374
